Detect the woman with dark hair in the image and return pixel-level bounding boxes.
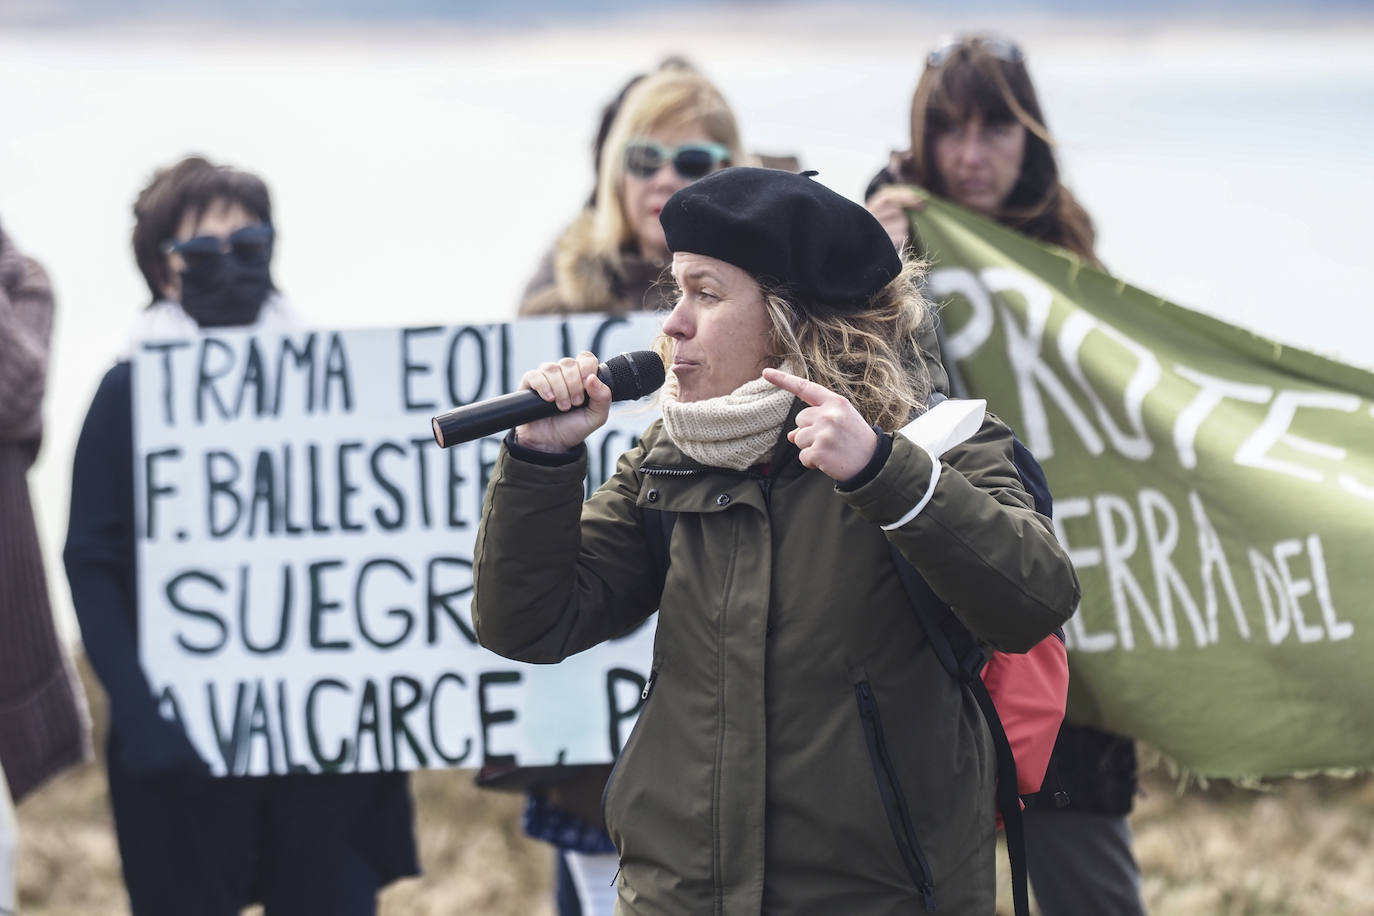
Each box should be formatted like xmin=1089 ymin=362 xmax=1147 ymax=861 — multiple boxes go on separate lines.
xmin=473 ymin=166 xmax=1079 ymax=914
xmin=867 ymin=35 xmax=1096 ymax=262
xmin=63 ymin=155 xmax=418 ymax=916
xmin=866 ymin=35 xmax=1146 ymax=916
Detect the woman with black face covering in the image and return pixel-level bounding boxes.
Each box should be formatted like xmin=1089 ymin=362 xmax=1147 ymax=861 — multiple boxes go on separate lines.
xmin=63 ymin=156 xmax=419 ymax=916
xmin=125 ymin=156 xmax=295 ymax=340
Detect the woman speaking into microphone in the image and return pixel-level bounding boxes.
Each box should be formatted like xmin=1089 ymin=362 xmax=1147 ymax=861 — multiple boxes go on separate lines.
xmin=472 ymin=167 xmax=1079 ymax=915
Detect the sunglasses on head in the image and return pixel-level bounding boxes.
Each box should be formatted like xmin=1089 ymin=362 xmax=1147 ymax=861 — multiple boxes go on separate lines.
xmin=624 ymin=140 xmax=731 ymax=181
xmin=163 ymin=224 xmax=274 ymax=271
xmin=926 ymin=35 xmax=1024 ymax=69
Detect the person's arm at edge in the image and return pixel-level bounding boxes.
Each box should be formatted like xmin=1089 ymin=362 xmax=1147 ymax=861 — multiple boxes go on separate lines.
xmin=0 ymin=254 xmax=54 ymax=436
xmin=62 ymin=362 xmax=207 ymax=775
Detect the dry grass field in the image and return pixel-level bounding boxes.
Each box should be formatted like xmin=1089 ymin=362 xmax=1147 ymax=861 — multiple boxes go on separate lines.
xmin=15 ymin=658 xmax=1374 ymax=915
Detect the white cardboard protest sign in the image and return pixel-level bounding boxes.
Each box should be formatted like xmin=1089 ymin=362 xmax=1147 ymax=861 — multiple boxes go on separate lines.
xmin=134 ymin=314 xmax=662 ymax=776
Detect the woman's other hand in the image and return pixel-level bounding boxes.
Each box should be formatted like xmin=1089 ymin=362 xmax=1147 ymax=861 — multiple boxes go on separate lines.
xmin=515 ymin=351 xmax=612 ymax=452
xmin=865 ymin=185 xmax=926 ymax=253
xmin=762 ymin=367 xmax=878 ymax=481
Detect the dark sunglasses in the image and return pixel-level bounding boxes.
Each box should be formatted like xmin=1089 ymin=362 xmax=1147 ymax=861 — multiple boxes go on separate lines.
xmin=162 ymin=224 xmax=274 ymax=270
xmin=926 ymin=35 xmax=1024 ymax=69
xmin=624 ymin=140 xmax=731 ymax=181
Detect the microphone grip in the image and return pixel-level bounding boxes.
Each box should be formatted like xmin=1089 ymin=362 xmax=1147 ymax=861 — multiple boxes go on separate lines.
xmin=429 ymin=351 xmax=665 ymax=449
xmin=432 ymin=389 xmax=566 ymax=448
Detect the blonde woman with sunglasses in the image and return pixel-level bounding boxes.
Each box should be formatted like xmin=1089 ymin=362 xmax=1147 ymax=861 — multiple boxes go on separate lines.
xmin=865 ymin=35 xmax=1147 ymax=916
xmin=518 ymin=66 xmax=743 ymax=318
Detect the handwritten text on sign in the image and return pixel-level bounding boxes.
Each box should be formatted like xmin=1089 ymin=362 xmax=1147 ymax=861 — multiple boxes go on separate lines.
xmin=134 ymin=315 xmax=663 ymax=776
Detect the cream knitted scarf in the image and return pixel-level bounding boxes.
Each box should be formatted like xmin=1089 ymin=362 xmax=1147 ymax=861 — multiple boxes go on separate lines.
xmin=660 ymin=366 xmax=795 ymax=471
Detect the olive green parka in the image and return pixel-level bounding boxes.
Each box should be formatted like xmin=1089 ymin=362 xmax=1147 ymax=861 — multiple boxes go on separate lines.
xmin=473 ymin=401 xmax=1078 ymax=915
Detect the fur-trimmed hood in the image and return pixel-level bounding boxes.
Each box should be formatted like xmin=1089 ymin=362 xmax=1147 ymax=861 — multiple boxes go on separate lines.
xmin=519 ymin=210 xmax=673 ymax=317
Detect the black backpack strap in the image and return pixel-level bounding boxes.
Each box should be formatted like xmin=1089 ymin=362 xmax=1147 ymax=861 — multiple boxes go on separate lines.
xmin=886 ymin=542 xmax=982 ymax=681
xmin=1011 ymin=436 xmax=1053 ymax=519
xmin=887 ymin=543 xmax=1031 ymax=916
xmin=969 ymin=677 xmax=1032 ymax=916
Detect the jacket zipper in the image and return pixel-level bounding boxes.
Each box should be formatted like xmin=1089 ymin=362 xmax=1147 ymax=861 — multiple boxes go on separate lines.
xmin=638 ymin=461 xmax=750 ymax=912
xmin=602 ymin=666 xmax=659 ymax=838
xmin=640 ymin=465 xmax=704 ymax=477
xmin=754 ymin=468 xmax=775 ymax=508
xmin=855 ymin=680 xmax=938 ymax=912
xmin=634 ymin=466 xmax=697 ymax=480
xmin=640 ymin=464 xmax=755 ymax=479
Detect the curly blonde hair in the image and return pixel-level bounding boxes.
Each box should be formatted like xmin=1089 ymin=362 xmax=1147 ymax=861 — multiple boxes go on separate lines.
xmin=761 ymin=258 xmax=932 ymax=431
xmin=654 ymin=257 xmax=933 ymax=431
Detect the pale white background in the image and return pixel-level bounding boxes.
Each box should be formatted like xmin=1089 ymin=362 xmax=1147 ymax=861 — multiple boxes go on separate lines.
xmin=2 ymin=5 xmax=1371 ymax=641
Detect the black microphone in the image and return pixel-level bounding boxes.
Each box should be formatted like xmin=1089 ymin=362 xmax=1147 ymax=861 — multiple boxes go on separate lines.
xmin=431 ymin=350 xmax=666 ymax=448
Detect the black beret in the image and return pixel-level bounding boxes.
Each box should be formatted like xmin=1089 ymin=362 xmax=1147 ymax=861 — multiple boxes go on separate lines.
xmin=660 ymin=167 xmax=901 ymax=309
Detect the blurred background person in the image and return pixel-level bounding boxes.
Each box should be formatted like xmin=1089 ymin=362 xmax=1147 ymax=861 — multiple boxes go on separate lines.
xmin=62 ymin=155 xmax=419 ymax=916
xmin=518 ymin=61 xmax=743 ymax=318
xmin=578 ymin=55 xmax=693 ymax=210
xmin=865 ymin=34 xmax=1145 ymax=916
xmin=516 ymin=56 xmax=802 ymax=322
xmin=493 ymin=62 xmax=746 ymax=916
xmin=865 ymin=34 xmax=1094 ymax=262
xmin=0 ymin=219 xmax=89 ymax=916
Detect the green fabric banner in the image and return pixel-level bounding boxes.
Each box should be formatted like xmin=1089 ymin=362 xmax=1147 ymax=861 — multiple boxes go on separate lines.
xmin=910 ymin=199 xmax=1374 ymax=778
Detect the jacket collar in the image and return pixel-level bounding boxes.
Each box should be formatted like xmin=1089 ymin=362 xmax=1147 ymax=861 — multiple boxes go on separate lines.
xmin=765 ymin=397 xmax=806 ymax=479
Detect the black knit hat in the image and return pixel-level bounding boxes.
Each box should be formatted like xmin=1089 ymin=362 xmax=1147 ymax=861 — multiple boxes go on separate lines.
xmin=660 ymin=167 xmax=901 ymax=309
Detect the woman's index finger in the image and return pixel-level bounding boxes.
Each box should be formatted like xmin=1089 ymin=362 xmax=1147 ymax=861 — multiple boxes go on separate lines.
xmin=761 ymin=366 xmax=834 ymax=406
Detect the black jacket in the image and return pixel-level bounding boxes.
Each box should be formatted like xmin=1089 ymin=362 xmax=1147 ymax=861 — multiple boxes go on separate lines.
xmin=64 ymin=361 xmax=419 ymax=907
